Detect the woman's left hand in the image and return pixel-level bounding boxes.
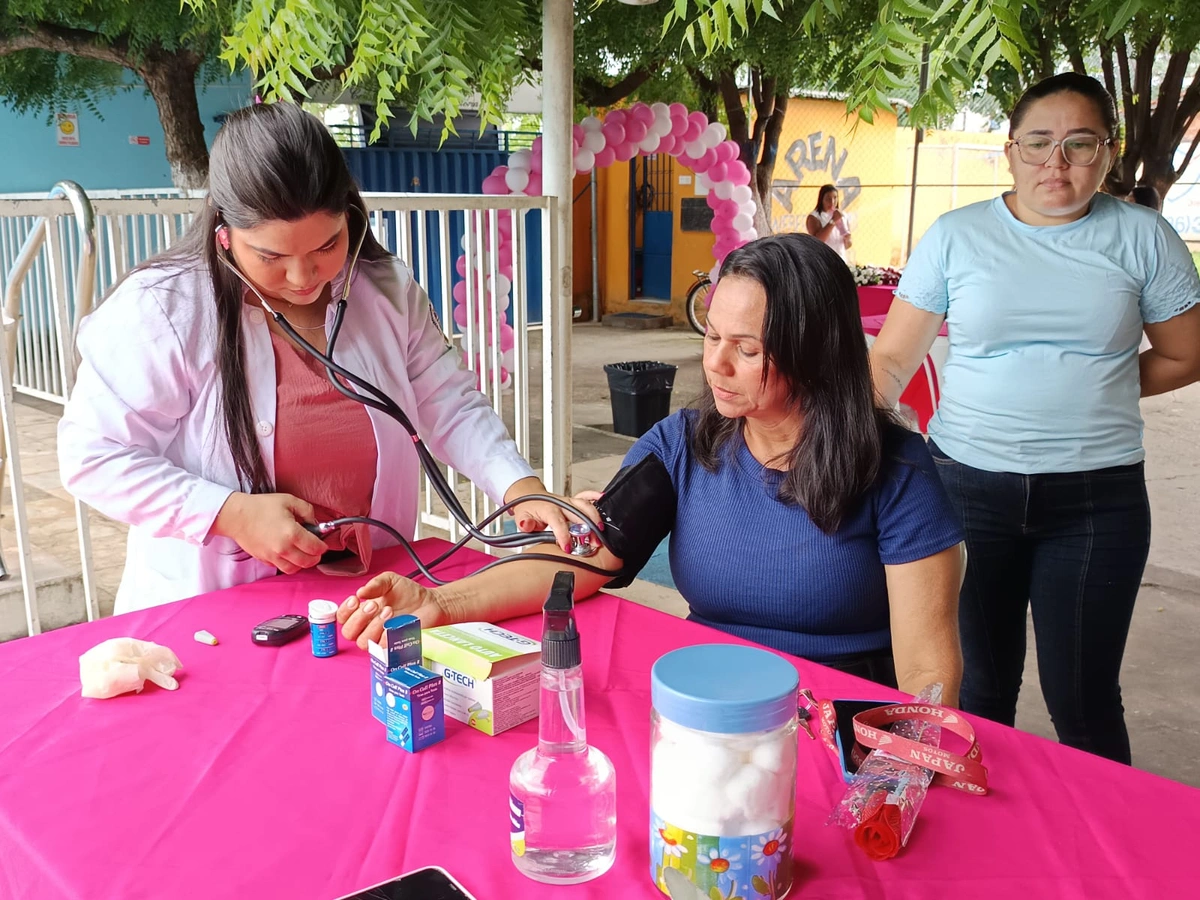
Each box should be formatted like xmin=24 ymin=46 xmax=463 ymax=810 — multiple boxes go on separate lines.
xmin=504 ymin=475 xmax=602 ymax=551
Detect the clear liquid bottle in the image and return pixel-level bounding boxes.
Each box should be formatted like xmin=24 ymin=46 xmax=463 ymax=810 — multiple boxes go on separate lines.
xmin=509 ymin=572 xmax=617 ymax=884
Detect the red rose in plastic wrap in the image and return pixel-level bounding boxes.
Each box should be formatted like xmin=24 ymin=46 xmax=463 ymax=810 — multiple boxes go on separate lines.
xmin=853 ymin=791 xmax=903 ymax=861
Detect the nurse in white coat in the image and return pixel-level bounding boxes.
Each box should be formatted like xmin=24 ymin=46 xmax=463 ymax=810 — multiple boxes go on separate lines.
xmin=59 ymin=102 xmax=584 ymax=613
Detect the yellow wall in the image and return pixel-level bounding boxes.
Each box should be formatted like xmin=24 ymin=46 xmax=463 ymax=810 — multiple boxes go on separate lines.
xmin=578 ymin=98 xmax=1013 ymax=315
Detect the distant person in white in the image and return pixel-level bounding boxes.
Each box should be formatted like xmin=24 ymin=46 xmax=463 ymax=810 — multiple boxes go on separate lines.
xmin=805 ymin=184 xmax=852 ymax=261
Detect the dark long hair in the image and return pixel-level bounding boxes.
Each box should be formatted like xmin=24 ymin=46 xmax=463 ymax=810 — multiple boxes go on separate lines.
xmin=813 ymin=184 xmax=838 ymax=214
xmin=120 ymin=102 xmax=388 ymax=492
xmin=1009 ymin=72 xmax=1119 ymax=139
xmin=690 ymin=233 xmax=897 ymax=533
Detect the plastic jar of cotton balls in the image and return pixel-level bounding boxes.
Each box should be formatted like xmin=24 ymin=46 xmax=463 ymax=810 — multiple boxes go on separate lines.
xmin=649 ymin=644 xmax=799 ymax=899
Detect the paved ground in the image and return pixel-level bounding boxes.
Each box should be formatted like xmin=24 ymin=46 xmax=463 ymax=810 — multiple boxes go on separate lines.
xmin=2 ymin=321 xmax=1198 ymax=787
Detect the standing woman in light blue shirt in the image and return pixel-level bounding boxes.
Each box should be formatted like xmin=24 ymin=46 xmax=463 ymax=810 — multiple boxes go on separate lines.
xmin=869 ymin=73 xmax=1200 ymax=764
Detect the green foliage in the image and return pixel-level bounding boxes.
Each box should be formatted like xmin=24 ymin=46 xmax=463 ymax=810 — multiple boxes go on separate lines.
xmin=0 ymin=0 xmax=230 ymax=116
xmin=201 ymin=0 xmax=539 ymax=144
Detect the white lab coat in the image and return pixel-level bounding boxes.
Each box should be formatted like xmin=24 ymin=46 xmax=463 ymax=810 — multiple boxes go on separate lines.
xmin=59 ymin=255 xmax=534 ymax=613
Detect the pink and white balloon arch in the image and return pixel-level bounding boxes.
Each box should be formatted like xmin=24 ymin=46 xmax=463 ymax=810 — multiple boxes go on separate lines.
xmin=455 ymin=101 xmax=759 ymax=387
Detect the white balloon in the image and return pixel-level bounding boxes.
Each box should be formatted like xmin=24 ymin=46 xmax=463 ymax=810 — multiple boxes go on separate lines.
xmin=713 ymin=181 xmax=734 ymax=200
xmin=583 ymin=130 xmax=606 ymax=154
xmin=710 ymin=122 xmax=728 ymax=143
xmin=494 ymin=291 xmax=512 ymax=314
xmin=639 ymin=134 xmax=661 ymax=154
xmin=504 ymin=167 xmax=530 ymax=193
xmin=652 ymin=109 xmax=673 ymax=137
xmin=507 ymin=149 xmax=532 ymax=172
xmin=685 ymin=139 xmax=706 ymax=158
xmin=701 ymin=125 xmax=723 ymax=150
xmin=574 ymin=148 xmax=596 ymax=172
xmin=501 ymin=348 xmax=515 ymax=370
xmin=732 ymin=212 xmax=753 ymax=232
xmin=738 ymin=200 xmax=757 ymax=217
xmin=696 ymin=172 xmax=712 ymax=191
xmin=488 ymin=273 xmax=512 ymax=298
xmin=731 ymin=184 xmax=753 ymax=205
xmin=741 ymin=227 xmax=759 ymax=242
xmin=651 ymin=101 xmax=670 ymax=120
xmin=581 ymin=115 xmax=602 ymax=133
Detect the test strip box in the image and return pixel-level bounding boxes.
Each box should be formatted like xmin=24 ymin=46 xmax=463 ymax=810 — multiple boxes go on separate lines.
xmin=368 ymin=614 xmax=444 ymax=752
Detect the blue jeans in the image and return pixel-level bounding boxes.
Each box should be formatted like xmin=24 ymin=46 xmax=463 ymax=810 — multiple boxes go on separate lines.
xmin=927 ymin=441 xmax=1150 ymax=764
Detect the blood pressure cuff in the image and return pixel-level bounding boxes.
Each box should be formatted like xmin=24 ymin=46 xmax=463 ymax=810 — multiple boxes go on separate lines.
xmin=594 ymin=453 xmax=677 ymax=589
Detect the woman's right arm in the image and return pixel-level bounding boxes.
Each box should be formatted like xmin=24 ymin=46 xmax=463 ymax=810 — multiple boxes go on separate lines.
xmin=59 ymin=281 xmax=326 ymax=570
xmin=868 ymin=299 xmax=946 ymax=407
xmin=59 ymin=283 xmax=236 ymax=544
xmin=806 ymin=213 xmax=836 ymax=240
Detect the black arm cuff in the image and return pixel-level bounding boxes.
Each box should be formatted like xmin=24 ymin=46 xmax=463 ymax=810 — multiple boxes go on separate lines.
xmin=594 ymin=453 xmax=677 ymax=589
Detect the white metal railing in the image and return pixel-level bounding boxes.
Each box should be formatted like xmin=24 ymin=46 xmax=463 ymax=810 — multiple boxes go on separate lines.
xmin=0 ymin=191 xmax=563 ymax=631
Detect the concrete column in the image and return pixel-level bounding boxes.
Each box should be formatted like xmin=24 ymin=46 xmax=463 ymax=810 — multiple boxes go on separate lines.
xmin=541 ymin=0 xmax=573 ymax=494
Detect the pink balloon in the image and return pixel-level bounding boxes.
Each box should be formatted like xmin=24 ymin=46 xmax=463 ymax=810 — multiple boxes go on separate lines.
xmin=499 ymin=261 xmax=513 ymax=280
xmin=452 ymin=281 xmax=467 ymax=304
xmin=601 ymin=121 xmax=626 ymax=147
xmin=595 ymin=146 xmax=616 ymax=168
xmin=624 ymin=120 xmax=647 ymax=144
xmin=614 ymin=142 xmax=637 ymax=162
xmin=632 ymin=103 xmax=655 ymax=125
xmin=499 ymin=323 xmax=515 ymax=352
xmin=706 ymin=192 xmax=721 ymax=210
xmin=727 ymin=161 xmax=751 ymax=186
xmin=531 ymin=136 xmax=543 ymax=155
xmin=572 ymin=124 xmax=585 ymax=144
xmin=669 ymin=102 xmax=688 ymax=119
xmin=687 ymin=110 xmax=709 ymax=129
xmin=716 ymin=142 xmax=738 ymax=163
xmin=497 ymin=212 xmax=513 ymax=238
xmin=482 ymin=175 xmax=507 ymax=195
xmin=525 ymin=172 xmax=543 ymax=195
xmin=708 ymin=161 xmax=728 ymax=183
xmin=667 ymin=135 xmax=688 ymax=156
xmin=670 ymin=114 xmax=689 ymax=137
xmin=455 ymin=255 xmax=467 ymax=277
xmin=530 ymin=150 xmax=543 ymax=174
xmin=453 ymin=304 xmax=469 ymax=328
xmin=700 ymin=148 xmax=719 ymax=171
xmin=606 ymin=108 xmax=628 ymax=127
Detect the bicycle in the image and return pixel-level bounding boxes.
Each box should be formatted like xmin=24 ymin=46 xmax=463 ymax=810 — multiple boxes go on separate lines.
xmin=685 ymin=269 xmax=712 ymax=335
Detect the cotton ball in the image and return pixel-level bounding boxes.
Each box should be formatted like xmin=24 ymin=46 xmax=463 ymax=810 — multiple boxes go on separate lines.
xmin=724 ymin=763 xmax=776 ymax=820
xmin=750 ymin=735 xmax=791 ymax=774
xmin=683 ymin=736 xmax=744 ymax=786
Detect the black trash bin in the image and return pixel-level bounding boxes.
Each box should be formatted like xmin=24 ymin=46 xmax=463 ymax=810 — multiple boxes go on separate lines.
xmin=604 ymin=361 xmax=677 ymax=438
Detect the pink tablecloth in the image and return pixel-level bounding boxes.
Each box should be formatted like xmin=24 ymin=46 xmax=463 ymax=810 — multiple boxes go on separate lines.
xmin=1 ymin=540 xmax=1197 ymax=899
xmin=857 ymin=284 xmax=897 ymax=317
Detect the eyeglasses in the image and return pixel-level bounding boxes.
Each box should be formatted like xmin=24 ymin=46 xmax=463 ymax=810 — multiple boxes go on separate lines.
xmin=1009 ymin=135 xmax=1114 ymax=167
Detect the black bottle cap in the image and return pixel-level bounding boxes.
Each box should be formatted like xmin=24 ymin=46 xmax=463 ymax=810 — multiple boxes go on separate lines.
xmin=542 ymin=571 xmax=581 ymax=669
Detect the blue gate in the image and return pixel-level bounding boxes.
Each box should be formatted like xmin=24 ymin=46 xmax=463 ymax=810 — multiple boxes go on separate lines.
xmin=342 ymin=147 xmax=544 ymax=325
xmin=637 ymin=155 xmax=674 ymax=301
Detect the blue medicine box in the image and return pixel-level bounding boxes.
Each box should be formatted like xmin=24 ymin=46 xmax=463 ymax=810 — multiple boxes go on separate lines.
xmin=383 ymin=664 xmax=446 ymax=753
xmin=369 ymin=614 xmax=425 ymax=724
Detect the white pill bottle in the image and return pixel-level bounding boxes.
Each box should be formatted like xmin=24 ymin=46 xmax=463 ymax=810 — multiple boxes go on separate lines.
xmin=649 ymin=644 xmax=799 ymax=899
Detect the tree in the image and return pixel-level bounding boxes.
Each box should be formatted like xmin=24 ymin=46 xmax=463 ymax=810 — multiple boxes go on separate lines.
xmin=0 ymin=0 xmax=235 ymax=190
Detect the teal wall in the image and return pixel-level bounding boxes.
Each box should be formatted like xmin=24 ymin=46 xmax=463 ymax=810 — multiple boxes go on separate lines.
xmin=0 ymin=67 xmax=252 ymax=194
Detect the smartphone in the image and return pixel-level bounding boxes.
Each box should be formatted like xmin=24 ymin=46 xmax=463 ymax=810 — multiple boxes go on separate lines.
xmin=333 ymin=866 xmax=478 ymax=900
xmin=830 ymin=699 xmax=893 ymax=781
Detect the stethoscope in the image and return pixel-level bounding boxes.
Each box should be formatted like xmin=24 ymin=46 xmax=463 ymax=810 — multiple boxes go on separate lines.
xmin=214 ymin=212 xmax=617 ymax=585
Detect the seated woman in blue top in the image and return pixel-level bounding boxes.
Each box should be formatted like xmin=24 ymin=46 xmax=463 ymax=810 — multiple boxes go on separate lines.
xmin=336 ymin=233 xmax=967 ymax=701
xmin=869 ymin=73 xmax=1200 ymax=763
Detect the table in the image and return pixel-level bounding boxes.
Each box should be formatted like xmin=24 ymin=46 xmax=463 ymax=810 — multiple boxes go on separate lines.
xmin=1 ymin=540 xmax=1197 ymax=899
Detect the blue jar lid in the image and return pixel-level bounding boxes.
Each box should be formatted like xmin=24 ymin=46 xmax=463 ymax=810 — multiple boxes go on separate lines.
xmin=651 ymin=644 xmax=799 ymax=734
